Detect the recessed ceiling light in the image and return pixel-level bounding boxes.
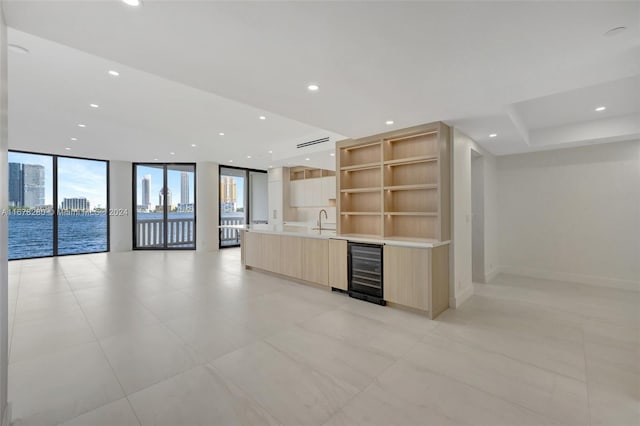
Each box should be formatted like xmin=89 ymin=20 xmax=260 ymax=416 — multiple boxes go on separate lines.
xmin=108 ymin=70 xmax=120 ymax=77
xmin=330 ymin=153 xmax=335 ymax=157
xmin=8 ymin=44 xmax=29 ymax=55
xmin=604 ymin=26 xmax=627 ymax=37
xmin=489 ymin=133 xmax=497 ymax=138
xmin=219 ymin=132 xmax=225 ymax=136
xmin=385 ymin=120 xmax=394 ymax=125
xmin=595 ymin=106 xmax=606 ymax=112
xmin=65 ymin=147 xmax=71 ymax=151
xmin=307 ymin=84 xmax=319 ymax=92
xmin=228 ymin=160 xmax=233 ymax=163
xmin=247 ymin=155 xmax=252 ymax=159
xmin=89 ymin=104 xmax=99 ymax=108
xmin=191 ymin=144 xmax=197 ymax=147
xmin=259 ymin=116 xmax=266 ymax=120
xmin=121 ymin=0 xmax=142 ymax=6
xmin=77 ymin=124 xmax=86 ymax=128
xmin=153 ymin=158 xmax=158 ymax=161
xmin=268 ymin=150 xmax=273 ymax=154
xmin=305 ymin=158 xmax=310 ymax=161
xmin=70 ymin=137 xmax=77 ymax=141
xmin=170 ymin=152 xmax=175 ymax=155
xmin=269 ymin=165 xmax=273 ymax=168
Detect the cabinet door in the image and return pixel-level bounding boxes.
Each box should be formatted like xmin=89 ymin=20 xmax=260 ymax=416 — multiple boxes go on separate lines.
xmin=244 ymin=232 xmax=262 ymax=269
xmin=322 ymin=176 xmax=336 ymax=201
xmin=260 ymin=234 xmax=281 ymax=274
xmin=302 ymin=238 xmax=329 ymax=285
xmin=268 ymin=180 xmax=282 ymax=224
xmin=328 ymin=239 xmax=347 ymax=290
xmin=289 ymin=180 xmax=303 ymax=207
xmin=383 ymin=245 xmax=430 ymax=310
xmin=280 ymin=236 xmax=303 ymax=279
xmin=304 ymin=179 xmax=323 ymax=207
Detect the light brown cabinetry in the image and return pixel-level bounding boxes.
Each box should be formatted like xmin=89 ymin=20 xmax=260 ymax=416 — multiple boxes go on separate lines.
xmin=243 ymin=231 xmax=329 ymax=287
xmin=383 ymin=246 xmax=429 ymax=311
xmin=244 ymin=232 xmax=281 ymax=273
xmin=328 ymin=239 xmax=348 ymax=290
xmin=337 ymin=122 xmax=450 ymax=242
xmin=280 ymin=236 xmax=303 ymax=279
xmin=383 ymin=245 xmax=450 ymax=319
xmin=302 ymin=238 xmax=329 ymax=286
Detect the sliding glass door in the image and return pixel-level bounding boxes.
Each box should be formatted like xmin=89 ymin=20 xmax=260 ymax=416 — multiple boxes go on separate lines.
xmin=219 ymin=166 xmax=267 ymax=248
xmin=7 ymin=151 xmax=109 ymax=260
xmin=134 ymin=163 xmax=196 ymax=249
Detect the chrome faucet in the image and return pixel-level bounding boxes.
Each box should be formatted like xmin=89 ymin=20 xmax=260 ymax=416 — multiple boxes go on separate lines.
xmin=318 ymin=209 xmax=328 ymax=232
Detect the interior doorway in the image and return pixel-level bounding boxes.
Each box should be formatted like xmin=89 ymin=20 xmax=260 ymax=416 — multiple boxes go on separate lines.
xmin=471 ymin=149 xmax=485 ymax=283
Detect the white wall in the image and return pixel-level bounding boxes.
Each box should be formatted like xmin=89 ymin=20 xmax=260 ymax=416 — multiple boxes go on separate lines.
xmin=109 ymin=161 xmax=132 ymax=252
xmin=471 ymin=154 xmax=485 ymax=282
xmin=452 ymin=128 xmax=498 ymax=307
xmin=249 ymin=171 xmax=268 ymax=223
xmin=497 ymin=140 xmax=640 ymax=290
xmin=196 ymin=161 xmax=219 ymax=251
xmin=0 ymin=5 xmax=8 ymax=424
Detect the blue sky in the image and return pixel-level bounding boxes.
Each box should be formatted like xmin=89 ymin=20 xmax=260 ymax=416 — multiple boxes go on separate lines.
xmin=9 ymin=152 xmax=107 ymax=208
xmin=136 ymin=165 xmax=196 ymax=206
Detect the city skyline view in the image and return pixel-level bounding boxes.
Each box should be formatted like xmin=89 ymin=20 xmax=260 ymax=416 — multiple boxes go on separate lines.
xmin=8 ymin=152 xmax=107 ymax=209
xmin=135 ymin=165 xmax=195 ymax=209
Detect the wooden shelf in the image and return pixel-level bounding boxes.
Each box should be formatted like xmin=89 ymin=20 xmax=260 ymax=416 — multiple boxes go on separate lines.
xmin=337 ymin=122 xmax=450 ymax=242
xmin=341 ymin=187 xmax=380 ymax=193
xmin=384 ymin=184 xmax=437 ymax=191
xmin=343 ymin=141 xmax=381 ymax=151
xmin=341 ymin=212 xmax=381 ymax=216
xmin=340 ymin=162 xmax=381 ymax=172
xmin=384 ymin=212 xmax=438 ymax=216
xmin=384 ymin=155 xmax=438 ymax=166
xmin=385 ymin=130 xmax=438 ymax=143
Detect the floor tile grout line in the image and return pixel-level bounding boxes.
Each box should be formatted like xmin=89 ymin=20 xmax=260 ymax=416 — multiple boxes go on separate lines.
xmin=425 ymin=324 xmax=590 ymax=385
xmin=581 ymin=323 xmax=594 ymax=426
xmin=61 ymin=267 xmax=143 ymax=426
xmin=398 ymin=352 xmax=585 ymax=426
xmin=7 ymin=266 xmax=23 ymax=366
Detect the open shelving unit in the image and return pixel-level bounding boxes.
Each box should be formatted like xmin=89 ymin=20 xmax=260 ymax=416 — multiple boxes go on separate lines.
xmin=336 ymin=122 xmax=450 ymax=242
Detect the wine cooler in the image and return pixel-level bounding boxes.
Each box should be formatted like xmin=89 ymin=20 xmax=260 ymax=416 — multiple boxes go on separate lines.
xmin=348 ymin=242 xmax=384 ymax=305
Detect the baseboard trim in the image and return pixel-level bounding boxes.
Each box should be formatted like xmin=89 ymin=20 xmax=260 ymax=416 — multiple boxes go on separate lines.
xmin=499 ymin=266 xmax=640 ymax=292
xmin=449 ymin=284 xmax=474 ymax=308
xmin=484 ymin=267 xmax=502 ymax=283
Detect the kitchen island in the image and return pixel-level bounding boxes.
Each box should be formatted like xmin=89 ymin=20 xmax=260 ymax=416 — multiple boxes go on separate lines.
xmin=224 ymin=224 xmax=450 ymax=319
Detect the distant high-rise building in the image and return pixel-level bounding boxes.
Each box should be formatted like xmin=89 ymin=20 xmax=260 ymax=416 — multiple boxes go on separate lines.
xmin=8 ymin=162 xmax=24 ymax=207
xmin=22 ymin=164 xmax=45 ymax=208
xmin=180 ymin=172 xmax=189 ymax=205
xmin=220 ymin=176 xmax=238 ymax=213
xmin=159 ymin=187 xmax=172 ymax=208
xmin=141 ymin=174 xmax=151 ymax=208
xmin=61 ymin=197 xmax=90 ymax=211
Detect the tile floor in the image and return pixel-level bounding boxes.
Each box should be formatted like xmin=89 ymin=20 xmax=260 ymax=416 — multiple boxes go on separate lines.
xmin=6 ymin=249 xmax=639 ymax=426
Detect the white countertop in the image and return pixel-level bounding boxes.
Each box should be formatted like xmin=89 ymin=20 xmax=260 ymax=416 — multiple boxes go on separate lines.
xmin=220 ymin=224 xmax=450 ymax=248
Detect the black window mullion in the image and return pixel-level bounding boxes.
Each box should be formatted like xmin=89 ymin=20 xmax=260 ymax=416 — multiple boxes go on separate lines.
xmin=163 ymin=165 xmax=168 ymax=248
xmin=53 ymin=155 xmax=58 ymax=256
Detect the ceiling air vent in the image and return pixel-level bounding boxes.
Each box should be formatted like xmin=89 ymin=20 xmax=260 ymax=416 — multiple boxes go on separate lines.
xmin=296 ymin=136 xmax=330 ymax=149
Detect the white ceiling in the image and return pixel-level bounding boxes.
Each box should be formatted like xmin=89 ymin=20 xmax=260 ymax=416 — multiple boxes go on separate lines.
xmin=4 ymin=0 xmax=640 ymax=165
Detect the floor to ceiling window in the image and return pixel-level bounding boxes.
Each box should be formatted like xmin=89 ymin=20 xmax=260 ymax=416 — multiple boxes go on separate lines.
xmin=219 ymin=166 xmax=267 ymax=248
xmin=7 ymin=151 xmax=109 ymax=260
xmin=133 ymin=163 xmax=196 ymax=249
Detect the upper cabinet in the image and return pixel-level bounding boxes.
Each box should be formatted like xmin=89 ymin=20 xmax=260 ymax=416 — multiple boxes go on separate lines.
xmin=288 ymin=167 xmax=336 ymax=208
xmin=337 ymin=121 xmax=451 ymax=242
